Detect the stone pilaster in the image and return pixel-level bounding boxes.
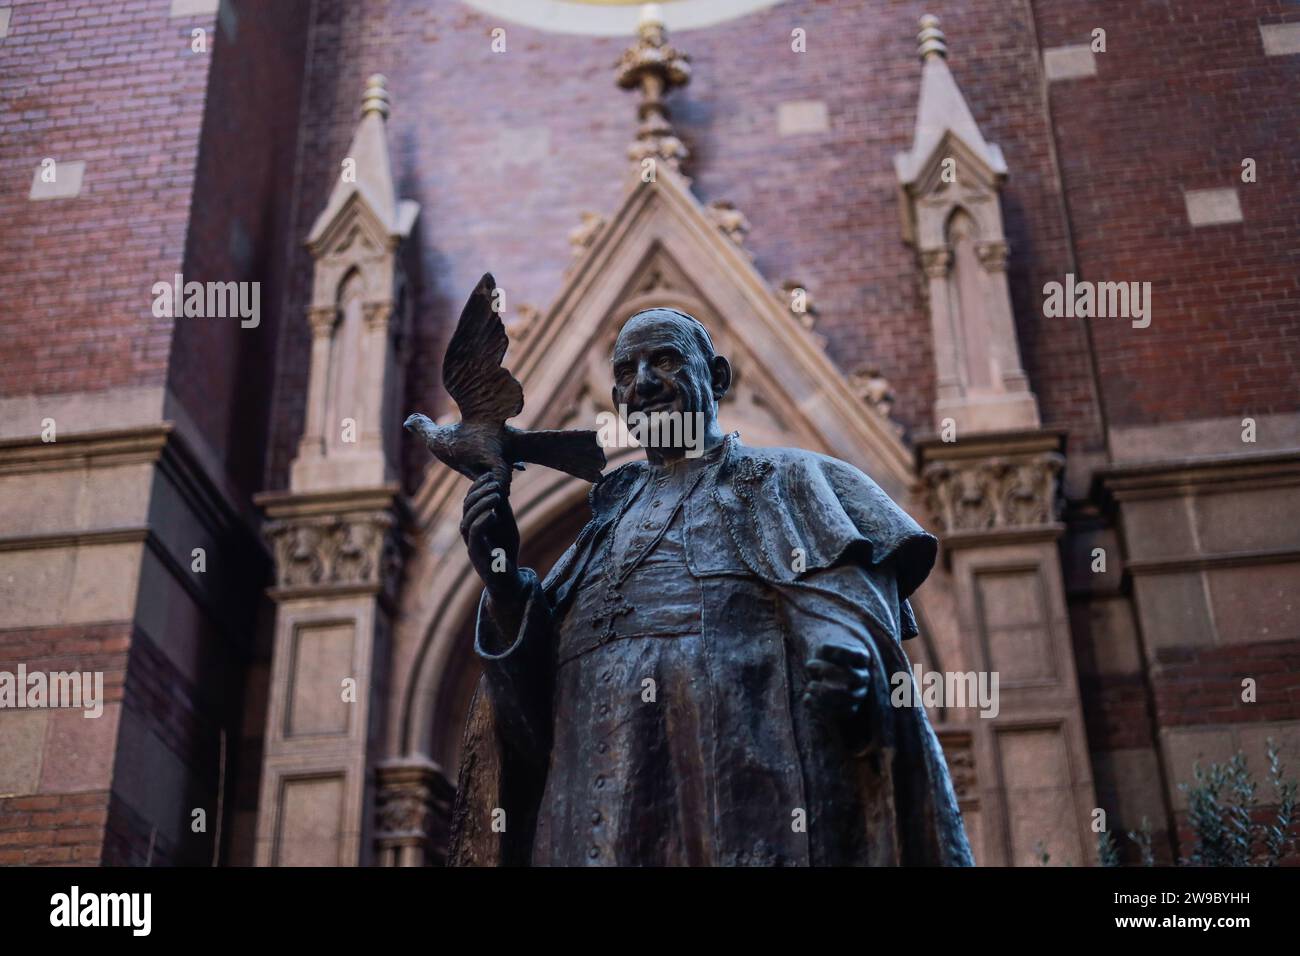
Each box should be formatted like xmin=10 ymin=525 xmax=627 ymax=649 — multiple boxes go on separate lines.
xmin=251 ymin=487 xmax=409 ymax=867
xmin=918 ymin=430 xmax=1097 ymax=865
xmin=253 ymin=74 xmax=418 ymax=867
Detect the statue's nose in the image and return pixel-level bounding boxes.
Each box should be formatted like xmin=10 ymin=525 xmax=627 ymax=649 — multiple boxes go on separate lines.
xmin=634 ymin=364 xmax=663 ymax=397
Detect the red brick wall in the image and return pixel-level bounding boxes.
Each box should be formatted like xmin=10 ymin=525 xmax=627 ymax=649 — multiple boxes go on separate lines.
xmin=0 ymin=624 xmax=128 ymax=866
xmin=1150 ymin=640 xmax=1300 ymax=728
xmin=168 ymin=0 xmax=311 ymax=497
xmin=0 ymin=791 xmax=111 ymax=866
xmin=1079 ymin=672 xmax=1156 ymax=752
xmin=0 ymin=0 xmax=213 ymax=399
xmin=107 ymin=616 xmax=256 ymax=867
xmin=1075 ymin=638 xmax=1300 ymax=866
xmin=0 ymin=0 xmax=308 ymax=498
xmin=0 ymin=624 xmax=129 ymax=704
xmin=0 ymin=618 xmax=248 ymax=867
xmin=1034 ymin=0 xmax=1300 ymax=430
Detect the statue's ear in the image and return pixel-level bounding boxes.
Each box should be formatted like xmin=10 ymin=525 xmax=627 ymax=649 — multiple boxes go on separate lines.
xmin=710 ymin=354 xmax=732 ymax=401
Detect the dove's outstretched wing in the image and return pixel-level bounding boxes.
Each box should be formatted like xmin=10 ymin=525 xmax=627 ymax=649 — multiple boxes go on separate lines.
xmin=442 ymin=273 xmax=525 ymax=424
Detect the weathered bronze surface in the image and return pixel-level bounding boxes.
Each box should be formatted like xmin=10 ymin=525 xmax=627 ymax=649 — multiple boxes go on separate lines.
xmin=445 ymin=304 xmax=973 ymax=866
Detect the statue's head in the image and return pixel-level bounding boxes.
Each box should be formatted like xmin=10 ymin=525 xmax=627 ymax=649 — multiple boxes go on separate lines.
xmin=611 ymin=308 xmax=731 ymax=459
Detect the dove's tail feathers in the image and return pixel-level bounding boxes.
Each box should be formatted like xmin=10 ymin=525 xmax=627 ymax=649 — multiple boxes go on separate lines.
xmin=510 ymin=429 xmax=607 ymax=483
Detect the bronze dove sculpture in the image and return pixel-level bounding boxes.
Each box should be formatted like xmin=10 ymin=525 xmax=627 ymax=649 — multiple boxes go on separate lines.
xmin=404 ymin=273 xmax=606 ymax=489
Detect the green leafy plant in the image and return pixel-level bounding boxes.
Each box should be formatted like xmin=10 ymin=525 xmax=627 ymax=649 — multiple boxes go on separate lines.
xmin=1100 ymin=739 xmax=1297 ymax=866
xmin=1126 ymin=816 xmax=1155 ymax=867
xmin=1096 ymin=828 xmax=1120 ymax=867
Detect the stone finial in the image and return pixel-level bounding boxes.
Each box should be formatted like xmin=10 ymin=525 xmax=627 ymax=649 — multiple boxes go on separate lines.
xmin=706 ymin=200 xmax=749 ymax=248
xmin=616 ymin=4 xmax=691 ymax=171
xmin=779 ymin=279 xmax=817 ymax=329
xmin=568 ymin=211 xmax=607 ymax=257
xmin=849 ymin=366 xmax=897 ymax=421
xmin=362 ymin=73 xmax=391 ymax=119
xmin=307 ymin=69 xmax=419 ymax=253
xmin=917 ymin=14 xmax=947 ymax=61
xmin=506 ymin=304 xmax=541 ymax=342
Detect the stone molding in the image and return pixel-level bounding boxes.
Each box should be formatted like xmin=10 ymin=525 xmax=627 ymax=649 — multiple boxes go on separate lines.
xmin=0 ymin=425 xmax=170 ymax=475
xmin=1095 ymin=450 xmax=1300 ymax=502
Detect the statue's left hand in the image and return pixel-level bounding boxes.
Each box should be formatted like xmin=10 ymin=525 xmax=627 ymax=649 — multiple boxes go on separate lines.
xmin=803 ymin=643 xmax=873 ymax=750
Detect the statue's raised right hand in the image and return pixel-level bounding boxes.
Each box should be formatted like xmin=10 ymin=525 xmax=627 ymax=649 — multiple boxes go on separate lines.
xmin=461 ymin=473 xmax=525 ymax=607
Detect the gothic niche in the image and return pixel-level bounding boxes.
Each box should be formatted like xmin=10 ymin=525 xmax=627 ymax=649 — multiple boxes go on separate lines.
xmin=895 ymin=15 xmax=1039 ymax=435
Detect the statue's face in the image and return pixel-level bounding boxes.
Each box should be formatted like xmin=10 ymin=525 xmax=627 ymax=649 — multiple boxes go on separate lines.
xmin=611 ymin=313 xmax=721 ymax=425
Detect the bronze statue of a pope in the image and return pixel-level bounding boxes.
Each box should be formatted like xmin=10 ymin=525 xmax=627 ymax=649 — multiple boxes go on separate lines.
xmin=446 ymin=307 xmax=973 ymax=866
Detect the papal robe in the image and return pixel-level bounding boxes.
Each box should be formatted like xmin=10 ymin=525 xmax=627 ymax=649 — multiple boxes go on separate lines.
xmin=447 ymin=433 xmax=973 ymax=866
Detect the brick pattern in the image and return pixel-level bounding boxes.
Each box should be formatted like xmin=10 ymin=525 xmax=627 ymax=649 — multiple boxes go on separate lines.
xmin=0 ymin=0 xmax=308 ymax=500
xmin=109 ymin=626 xmax=234 ymax=866
xmin=120 ymin=627 xmax=222 ymax=782
xmin=1079 ymin=673 xmax=1157 ymax=751
xmin=0 ymin=791 xmax=111 ymax=866
xmin=0 ymin=626 xmax=128 ymax=865
xmin=0 ymin=623 xmax=131 ymax=703
xmin=1151 ymin=639 xmax=1300 ymax=728
xmin=167 ymin=0 xmax=310 ymax=497
xmin=1034 ymin=0 xmax=1300 ymax=429
xmin=0 ymin=622 xmax=234 ymax=866
xmin=0 ymin=0 xmax=214 ymax=399
xmin=103 ymin=789 xmax=173 ymax=866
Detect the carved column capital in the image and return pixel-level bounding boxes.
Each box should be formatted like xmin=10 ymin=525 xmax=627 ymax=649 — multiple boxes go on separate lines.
xmin=921 ymin=452 xmax=1063 ymax=536
xmin=374 ymin=759 xmax=455 ymax=866
xmin=307 ymin=304 xmax=338 ymax=337
xmin=920 ymin=247 xmax=952 ymax=278
xmin=264 ymin=505 xmax=405 ymax=601
xmin=362 ymin=300 xmax=394 ymax=331
xmin=917 ymin=433 xmax=1067 ymax=542
xmin=976 ymin=239 xmax=1009 ymax=273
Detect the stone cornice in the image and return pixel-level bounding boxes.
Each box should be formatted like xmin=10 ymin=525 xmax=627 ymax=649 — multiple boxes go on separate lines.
xmin=915 ymin=428 xmax=1067 ymax=470
xmin=0 ymin=526 xmax=150 ymax=552
xmin=1124 ymin=546 xmax=1300 ymax=577
xmin=0 ymin=423 xmax=267 ymax=562
xmin=0 ymin=425 xmax=171 ymax=474
xmin=1095 ymin=449 xmax=1300 ymax=501
xmin=254 ymin=483 xmax=406 ymax=520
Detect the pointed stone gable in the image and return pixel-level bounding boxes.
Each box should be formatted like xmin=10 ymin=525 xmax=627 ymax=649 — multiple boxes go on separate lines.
xmin=306 ymin=75 xmax=418 ymax=255
xmin=412 ymin=162 xmax=915 ymax=528
xmin=894 ymin=16 xmax=1006 ymax=192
